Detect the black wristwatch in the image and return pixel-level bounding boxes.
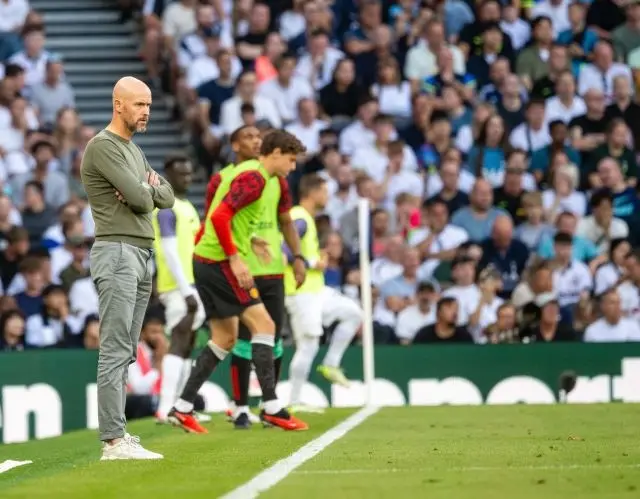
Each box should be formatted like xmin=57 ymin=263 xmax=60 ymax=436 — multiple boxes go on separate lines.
xmin=294 ymin=254 xmax=308 ymax=268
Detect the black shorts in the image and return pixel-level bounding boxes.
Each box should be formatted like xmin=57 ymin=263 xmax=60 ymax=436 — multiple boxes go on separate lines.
xmin=194 ymin=258 xmax=261 ymax=320
xmin=238 ymin=277 xmax=285 ymax=342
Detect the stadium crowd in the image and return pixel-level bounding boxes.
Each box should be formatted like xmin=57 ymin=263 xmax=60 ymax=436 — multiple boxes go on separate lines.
xmin=3 ymin=0 xmax=640 ymax=354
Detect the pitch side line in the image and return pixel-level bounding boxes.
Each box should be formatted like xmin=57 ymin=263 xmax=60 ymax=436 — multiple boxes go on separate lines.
xmin=220 ymin=405 xmax=380 ymax=499
xmin=295 ymin=463 xmax=640 ymax=475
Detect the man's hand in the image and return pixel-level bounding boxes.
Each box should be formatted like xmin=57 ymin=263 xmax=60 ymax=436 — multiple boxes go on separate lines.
xmin=185 ymin=294 xmax=198 ymax=314
xmin=114 ymin=189 xmax=127 ymax=204
xmin=147 ymin=171 xmax=160 ymax=187
xmin=230 ymin=255 xmax=253 ymax=289
xmin=251 ymin=236 xmax=272 ymax=264
xmin=293 ymin=257 xmax=306 ymax=288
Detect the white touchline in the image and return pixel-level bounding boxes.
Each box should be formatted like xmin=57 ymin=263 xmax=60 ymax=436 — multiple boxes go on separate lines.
xmin=220 ymin=406 xmax=380 ymax=499
xmin=294 ymin=463 xmax=640 ymax=475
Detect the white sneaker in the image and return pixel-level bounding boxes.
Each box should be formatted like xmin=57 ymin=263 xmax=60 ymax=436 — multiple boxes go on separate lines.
xmin=100 ymin=433 xmax=164 ymax=461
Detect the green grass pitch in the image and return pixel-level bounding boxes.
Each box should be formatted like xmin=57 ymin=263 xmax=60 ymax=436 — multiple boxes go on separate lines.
xmin=1 ymin=405 xmax=639 ymax=498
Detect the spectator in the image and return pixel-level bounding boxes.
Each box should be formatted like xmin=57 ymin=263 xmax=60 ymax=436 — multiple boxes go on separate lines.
xmin=500 ymin=4 xmax=530 ymax=52
xmin=576 ymin=189 xmax=629 ymax=254
xmin=467 ymin=23 xmax=511 ymax=89
xmin=515 ymin=191 xmax=554 ymax=251
xmin=459 ymin=0 xmax=511 ymax=58
xmin=0 ymin=193 xmax=21 ymax=242
xmin=177 ymin=3 xmax=222 ymax=71
xmin=68 ymin=274 xmax=99 ymax=326
xmin=0 ymin=225 xmax=28 ymax=291
xmin=0 ymin=95 xmax=38 ymax=177
xmin=417 ymin=112 xmax=453 ymax=173
xmin=20 ymin=181 xmax=57 ymax=248
xmin=24 ymin=284 xmax=83 ymax=348
xmin=516 ymin=17 xmax=555 ymax=91
xmin=605 ymin=75 xmax=640 ymax=150
xmin=52 ymin=107 xmax=81 ymax=174
xmin=162 ymin=0 xmax=198 ymax=67
xmin=338 ymin=174 xmax=378 ymax=252
xmin=219 ymin=71 xmax=281 ymax=135
xmin=479 ymin=215 xmax=530 ymax=298
xmin=0 ymin=0 xmax=28 ymax=61
xmin=371 ymin=57 xmax=412 ymax=122
xmin=509 ymin=98 xmax=551 ymax=155
xmin=410 ymin=198 xmax=468 ymax=280
xmin=258 ymin=53 xmax=314 ymax=125
xmin=538 ymin=211 xmax=600 ymax=262
xmin=542 ymin=163 xmax=587 ymax=222
xmin=413 ymin=297 xmax=474 ymax=343
xmin=423 ymin=46 xmax=475 ymax=103
xmin=451 ymin=179 xmax=507 ymax=242
xmin=29 ymin=56 xmax=75 ymax=128
xmin=493 ymin=157 xmax=528 ymax=224
xmin=296 ymin=29 xmax=344 ymax=91
xmin=530 ymin=43 xmax=569 ymax=100
xmin=530 ymin=120 xmax=581 ymax=183
xmin=11 ymin=141 xmax=70 ymax=210
xmin=254 ymin=31 xmax=286 ymax=83
xmin=370 ymin=234 xmax=405 ymax=288
xmin=568 ymin=88 xmax=608 ymax=166
xmin=374 ymin=245 xmax=420 ymax=343
xmin=186 ymin=30 xmax=243 ymax=91
xmin=379 ymin=140 xmax=422 ymax=210
xmin=426 ymin=159 xmax=470 ymax=215
xmin=280 ymin=0 xmax=309 ymax=43
xmin=484 ymin=302 xmax=520 ymax=344
xmin=477 ymin=57 xmax=511 ymax=105
xmin=323 ymin=231 xmax=359 ymax=295
xmin=405 ymin=18 xmax=465 ymax=93
xmin=511 ymin=259 xmax=555 ymax=311
xmin=343 ymin=0 xmax=382 ymax=77
xmin=0 ymin=308 xmax=25 ymax=352
xmin=442 ymin=85 xmax=473 ymax=137
xmin=593 ymin=237 xmax=631 ymax=295
xmin=496 ymin=74 xmax=526 ymax=130
xmin=578 ymin=40 xmax=633 ymax=102
xmin=370 ymin=208 xmax=391 ymax=258
xmin=520 ymin=296 xmax=579 ymax=342
xmin=587 ymin=118 xmax=638 ymax=188
xmin=557 ymin=2 xmax=598 ymax=77
xmin=12 ymin=255 xmax=45 ymax=318
xmin=82 ymin=315 xmax=100 ymax=350
xmin=9 ymin=25 xmax=51 ymax=91
xmin=586 ymin=0 xmax=626 ymax=37
xmin=338 ymin=96 xmax=378 ymax=156
xmin=395 ymin=280 xmax=439 ymax=345
xmin=617 ymin=248 xmax=640 ymax=318
xmin=551 ymin=232 xmax=593 ymax=311
xmin=611 ymin=0 xmax=640 ymax=63
xmin=455 ymin=102 xmax=494 ymax=154
xmin=584 ymin=288 xmax=640 ymax=342
xmin=285 ymin=98 xmax=327 ymax=155
xmin=319 ymin=58 xmax=366 ymax=124
xmin=532 ymin=0 xmax=570 ymax=36
xmin=545 ymin=71 xmax=586 ymax=125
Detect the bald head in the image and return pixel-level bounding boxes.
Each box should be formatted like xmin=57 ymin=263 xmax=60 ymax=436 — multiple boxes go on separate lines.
xmin=492 ymin=215 xmax=514 ymax=249
xmin=111 ymin=77 xmax=152 ymax=136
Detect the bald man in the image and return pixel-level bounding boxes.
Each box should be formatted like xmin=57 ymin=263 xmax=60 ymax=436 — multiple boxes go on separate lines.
xmin=81 ymin=76 xmax=175 ymax=460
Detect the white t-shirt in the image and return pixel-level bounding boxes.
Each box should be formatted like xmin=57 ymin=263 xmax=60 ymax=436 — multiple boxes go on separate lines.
xmin=383 ymin=170 xmax=424 ymax=211
xmin=410 ymin=225 xmax=469 ymax=280
xmin=594 ymin=263 xmax=623 ymax=296
xmin=578 ymin=63 xmax=633 ymax=103
xmin=350 ymin=144 xmax=418 ymax=183
xmin=552 ymin=261 xmax=593 ymax=308
xmin=285 ymin=120 xmax=328 ymax=155
xmin=370 ymin=258 xmax=403 ymax=288
xmin=258 ymin=77 xmax=314 ymax=123
xmin=0 ymin=0 xmax=29 ymax=32
xmin=443 ymin=284 xmax=504 ymax=342
xmin=219 ymin=96 xmax=282 ymax=135
xmin=542 ymin=190 xmax=587 ymax=218
xmin=395 ymin=304 xmax=436 ymax=342
xmin=295 ymin=48 xmax=344 ymax=90
xmin=584 ymin=317 xmax=640 ymax=342
xmin=186 ymin=54 xmax=243 ymax=89
xmin=531 ymin=0 xmax=570 ymax=37
xmin=576 ymin=216 xmax=629 ymax=254
xmin=403 ymin=40 xmax=466 ymax=80
xmin=617 ymin=280 xmax=640 ymax=321
xmin=509 ymin=123 xmax=551 ymax=154
xmin=545 ymin=96 xmax=587 ymax=124
xmin=371 ymin=82 xmax=412 ymax=118
xmin=162 ymin=2 xmax=197 ymax=41
xmin=424 ymin=169 xmax=476 ymax=197
xmin=500 ymin=19 xmax=531 ymax=51
xmin=339 ymin=121 xmax=376 ymax=156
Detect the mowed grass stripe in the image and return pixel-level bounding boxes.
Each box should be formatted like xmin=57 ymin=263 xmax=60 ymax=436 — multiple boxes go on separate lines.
xmin=0 ymin=409 xmax=354 ymax=499
xmin=267 ymin=405 xmax=640 ymax=499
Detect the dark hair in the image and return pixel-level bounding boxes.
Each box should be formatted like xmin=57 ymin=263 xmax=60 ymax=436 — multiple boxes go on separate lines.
xmin=19 ymin=255 xmax=42 ymax=274
xmin=475 ymin=114 xmax=509 ymax=176
xmin=549 ymin=120 xmax=566 ymax=131
xmin=62 ymin=218 xmax=81 ymax=238
xmin=0 ymin=309 xmax=25 ymax=336
xmin=240 ymin=103 xmax=255 ymax=115
xmin=525 ymin=98 xmax=545 ymax=111
xmin=430 ymin=110 xmax=449 ymax=125
xmin=531 ymin=16 xmax=552 ymax=30
xmin=22 ymin=25 xmax=44 ymax=38
xmin=590 ymin=188 xmax=613 ymax=209
xmin=436 ymin=296 xmax=457 ymax=314
xmin=606 ymin=117 xmax=627 ymax=135
xmin=310 ymin=28 xmax=330 ymax=38
xmin=274 ymin=52 xmax=297 ymax=70
xmin=4 ymin=63 xmax=24 ymax=78
xmin=373 ymin=113 xmax=394 ymax=125
xmin=609 ymin=237 xmax=630 ymax=261
xmin=298 ymin=173 xmax=327 ymax=199
xmin=164 ymin=153 xmax=190 ymax=170
xmin=553 ymin=231 xmax=573 ymax=245
xmin=260 ymin=129 xmax=306 ymax=156
xmin=6 ymin=226 xmax=29 ymax=244
xmin=25 ymin=180 xmax=45 ymax=196
xmin=417 ymin=281 xmax=437 ymax=293
xmin=31 ymin=140 xmax=55 ymax=156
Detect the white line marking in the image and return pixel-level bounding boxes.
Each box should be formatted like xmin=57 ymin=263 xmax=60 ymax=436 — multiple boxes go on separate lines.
xmin=0 ymin=460 xmax=32 ymax=474
xmin=295 ymin=463 xmax=640 ymax=475
xmin=220 ymin=405 xmax=380 ymax=499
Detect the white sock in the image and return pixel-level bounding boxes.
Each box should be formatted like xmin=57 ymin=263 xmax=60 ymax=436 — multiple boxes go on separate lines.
xmin=157 ymin=354 xmax=184 ymax=418
xmin=323 ymin=316 xmax=360 ymax=368
xmin=263 ymin=399 xmax=282 ymax=415
xmin=174 ymin=398 xmax=194 ymax=413
xmin=235 ymin=405 xmax=249 ymax=417
xmin=288 ymin=337 xmax=319 ymax=406
xmin=177 ymin=358 xmax=192 ymax=396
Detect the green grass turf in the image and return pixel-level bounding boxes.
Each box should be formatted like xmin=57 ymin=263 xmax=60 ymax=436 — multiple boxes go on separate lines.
xmin=1 ymin=405 xmax=640 ymax=498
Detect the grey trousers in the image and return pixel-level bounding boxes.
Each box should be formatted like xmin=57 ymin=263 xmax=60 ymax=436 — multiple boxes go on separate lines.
xmin=90 ymin=241 xmax=153 ymax=441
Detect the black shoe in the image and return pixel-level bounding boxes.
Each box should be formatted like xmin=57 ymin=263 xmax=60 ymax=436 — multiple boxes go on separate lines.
xmin=233 ymin=412 xmax=252 ymax=430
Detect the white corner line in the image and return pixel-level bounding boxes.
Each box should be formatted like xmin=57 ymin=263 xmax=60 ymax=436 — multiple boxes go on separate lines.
xmin=220 ymin=405 xmax=380 ymax=499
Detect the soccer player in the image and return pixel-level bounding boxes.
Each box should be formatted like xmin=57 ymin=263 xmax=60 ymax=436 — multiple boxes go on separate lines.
xmin=153 ymin=154 xmax=208 ymax=423
xmin=284 ymin=174 xmax=363 ymax=412
xmin=208 ymin=126 xmax=306 ymax=429
xmin=169 ymin=130 xmax=308 ymax=433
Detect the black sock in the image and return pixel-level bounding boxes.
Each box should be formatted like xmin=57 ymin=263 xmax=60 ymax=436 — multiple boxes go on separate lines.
xmin=180 ymin=345 xmax=223 ymax=405
xmin=274 ymin=356 xmax=283 ymax=383
xmin=231 ymin=354 xmax=251 ymax=407
xmin=252 ymin=340 xmax=277 ymax=402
